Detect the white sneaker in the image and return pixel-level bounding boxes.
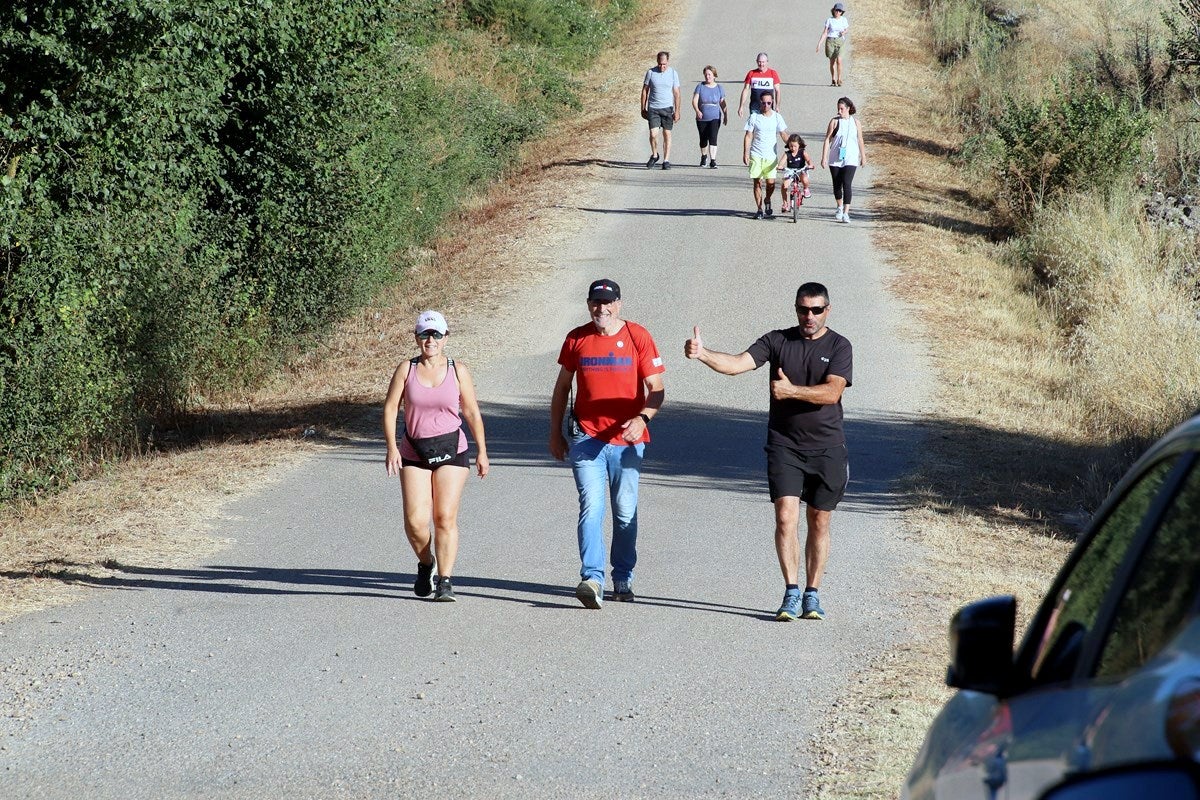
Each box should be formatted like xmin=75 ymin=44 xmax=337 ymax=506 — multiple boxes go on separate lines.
xmin=835 ymin=209 xmax=844 ymax=222
xmin=842 ymin=212 xmax=851 ymax=224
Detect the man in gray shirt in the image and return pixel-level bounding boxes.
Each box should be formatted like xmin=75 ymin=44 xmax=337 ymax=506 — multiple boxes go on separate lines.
xmin=640 ymin=51 xmax=681 ymax=170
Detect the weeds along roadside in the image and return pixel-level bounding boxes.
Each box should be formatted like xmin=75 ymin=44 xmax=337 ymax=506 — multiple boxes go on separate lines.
xmin=809 ymin=0 xmax=1199 ymax=797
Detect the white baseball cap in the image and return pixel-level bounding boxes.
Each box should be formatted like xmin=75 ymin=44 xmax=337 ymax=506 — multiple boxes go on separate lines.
xmin=414 ymin=309 xmax=448 ymax=334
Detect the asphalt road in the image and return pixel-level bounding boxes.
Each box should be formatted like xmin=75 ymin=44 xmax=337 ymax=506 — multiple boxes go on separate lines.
xmin=0 ymin=1 xmax=932 ymax=796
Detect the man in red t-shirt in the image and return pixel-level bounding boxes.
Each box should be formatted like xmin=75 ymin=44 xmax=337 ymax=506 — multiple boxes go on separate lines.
xmin=737 ymin=52 xmax=783 ymax=118
xmin=550 ymin=278 xmax=666 ymax=610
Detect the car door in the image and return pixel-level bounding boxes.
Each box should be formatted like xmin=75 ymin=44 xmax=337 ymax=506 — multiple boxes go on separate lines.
xmin=926 ymin=453 xmax=1183 ymax=800
xmin=1072 ymin=450 xmax=1200 ymax=770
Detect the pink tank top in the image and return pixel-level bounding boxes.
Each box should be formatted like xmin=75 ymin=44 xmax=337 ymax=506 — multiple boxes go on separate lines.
xmin=399 ymin=358 xmax=467 ymax=460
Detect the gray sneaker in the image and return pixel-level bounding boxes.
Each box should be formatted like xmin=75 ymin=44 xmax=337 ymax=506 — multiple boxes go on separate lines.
xmin=613 ymin=579 xmax=635 ymax=602
xmin=575 ymin=579 xmax=603 ymax=609
xmin=434 ymin=577 xmax=456 ymax=602
xmin=776 ymin=589 xmax=802 ymax=621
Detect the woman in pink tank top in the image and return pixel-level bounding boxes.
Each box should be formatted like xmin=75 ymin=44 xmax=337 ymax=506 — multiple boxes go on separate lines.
xmin=383 ymin=310 xmax=489 ymax=603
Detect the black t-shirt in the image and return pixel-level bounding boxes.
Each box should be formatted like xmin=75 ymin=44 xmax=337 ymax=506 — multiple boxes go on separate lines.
xmin=785 ymin=148 xmax=808 ymax=170
xmin=745 ymin=327 xmax=853 ymax=449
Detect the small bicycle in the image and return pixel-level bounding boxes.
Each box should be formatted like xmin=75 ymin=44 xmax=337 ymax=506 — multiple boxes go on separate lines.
xmin=781 ymin=167 xmax=811 ymax=223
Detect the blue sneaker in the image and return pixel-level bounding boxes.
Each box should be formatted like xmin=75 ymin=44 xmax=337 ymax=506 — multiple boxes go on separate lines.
xmin=613 ymin=579 xmax=634 ymax=602
xmin=776 ymin=589 xmax=801 ymax=621
xmin=801 ymin=590 xmax=826 ymax=620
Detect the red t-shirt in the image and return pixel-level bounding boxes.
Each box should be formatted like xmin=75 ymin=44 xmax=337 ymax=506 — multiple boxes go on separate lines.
xmin=743 ymin=67 xmax=782 ymax=112
xmin=558 ymin=321 xmax=665 ymax=445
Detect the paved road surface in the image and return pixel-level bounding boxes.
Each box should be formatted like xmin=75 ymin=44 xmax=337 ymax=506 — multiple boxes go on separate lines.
xmin=0 ymin=1 xmax=931 ymax=796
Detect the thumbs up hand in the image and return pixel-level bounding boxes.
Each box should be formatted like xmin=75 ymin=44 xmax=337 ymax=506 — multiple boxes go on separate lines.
xmin=770 ymin=366 xmax=796 ymax=400
xmin=684 ymin=325 xmax=704 ymax=360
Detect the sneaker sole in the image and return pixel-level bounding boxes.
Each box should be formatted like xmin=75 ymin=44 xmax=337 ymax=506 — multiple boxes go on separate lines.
xmin=613 ymin=592 xmax=635 ymax=602
xmin=576 ymin=583 xmax=602 ymax=609
xmin=434 ymin=594 xmax=457 ymax=603
xmin=801 ymin=610 xmax=825 ymax=620
xmin=776 ymin=610 xmax=798 ymax=622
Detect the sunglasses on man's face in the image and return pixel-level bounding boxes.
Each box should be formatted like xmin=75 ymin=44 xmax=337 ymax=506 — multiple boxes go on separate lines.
xmin=797 ymin=304 xmax=828 ymax=316
xmin=417 ymin=330 xmax=445 ymax=340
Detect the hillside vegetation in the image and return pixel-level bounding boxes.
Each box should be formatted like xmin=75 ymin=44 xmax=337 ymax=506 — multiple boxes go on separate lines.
xmin=933 ymin=0 xmax=1200 ymax=474
xmin=0 ymin=0 xmax=635 ymax=504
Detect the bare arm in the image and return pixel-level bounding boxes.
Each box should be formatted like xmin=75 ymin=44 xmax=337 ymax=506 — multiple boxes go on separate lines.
xmin=455 ymin=361 xmax=489 ymax=478
xmin=685 ymin=326 xmax=757 ymax=375
xmin=620 ymin=372 xmax=665 ymax=444
xmin=640 ymin=83 xmax=650 ymax=117
xmin=737 ymin=83 xmax=750 ymax=117
xmin=382 ymin=360 xmax=412 ymax=476
xmin=673 ymin=85 xmax=681 ymax=121
xmin=821 ymin=117 xmax=837 ymax=168
xmin=771 ymin=371 xmax=848 ymax=404
xmin=856 ymin=118 xmax=866 ymax=165
xmin=816 ymin=22 xmax=829 ymax=52
xmin=549 ymin=366 xmax=574 ymax=461
xmin=743 ymin=128 xmax=753 ymax=165
xmin=692 ymin=87 xmax=702 ymax=119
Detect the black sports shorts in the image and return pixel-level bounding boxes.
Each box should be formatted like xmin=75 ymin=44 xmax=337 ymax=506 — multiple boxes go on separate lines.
xmin=765 ymin=442 xmax=848 ymax=509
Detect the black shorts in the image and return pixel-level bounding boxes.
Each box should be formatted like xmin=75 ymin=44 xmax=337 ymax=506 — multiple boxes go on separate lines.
xmin=401 ymin=451 xmax=470 ymax=471
xmin=765 ymin=443 xmax=848 ymax=509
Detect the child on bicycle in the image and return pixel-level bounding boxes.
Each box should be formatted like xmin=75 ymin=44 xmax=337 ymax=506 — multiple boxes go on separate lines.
xmin=777 ymin=133 xmax=814 ymax=212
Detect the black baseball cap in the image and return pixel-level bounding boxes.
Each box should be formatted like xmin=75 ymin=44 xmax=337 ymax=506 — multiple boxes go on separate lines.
xmin=587 ymin=278 xmax=621 ymax=301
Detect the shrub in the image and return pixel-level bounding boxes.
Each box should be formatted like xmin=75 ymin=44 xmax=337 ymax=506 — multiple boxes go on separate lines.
xmin=966 ymin=77 xmax=1149 ymax=224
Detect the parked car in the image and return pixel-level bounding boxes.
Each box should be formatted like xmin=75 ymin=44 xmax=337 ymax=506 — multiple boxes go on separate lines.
xmin=904 ymin=413 xmax=1200 ymax=800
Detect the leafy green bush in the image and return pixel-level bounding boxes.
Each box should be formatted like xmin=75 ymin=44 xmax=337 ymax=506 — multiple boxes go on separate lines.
xmin=966 ymin=78 xmax=1149 ymax=224
xmin=926 ymin=0 xmax=1010 ymax=65
xmin=1 ymin=0 xmax=636 ymax=502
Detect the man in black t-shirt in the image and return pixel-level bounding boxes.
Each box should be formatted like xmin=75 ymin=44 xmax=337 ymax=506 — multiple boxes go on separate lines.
xmin=685 ymin=282 xmax=852 ymax=622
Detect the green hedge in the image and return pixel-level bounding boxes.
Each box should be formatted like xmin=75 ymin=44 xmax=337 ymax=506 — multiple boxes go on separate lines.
xmin=0 ymin=0 xmax=635 ymax=502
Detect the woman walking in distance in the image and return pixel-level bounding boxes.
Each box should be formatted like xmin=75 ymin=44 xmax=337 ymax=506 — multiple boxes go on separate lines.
xmin=816 ymin=3 xmax=850 ymax=86
xmin=821 ymin=96 xmax=866 ymax=224
xmin=383 ymin=310 xmax=489 ymax=602
xmin=691 ymin=65 xmax=727 ymax=168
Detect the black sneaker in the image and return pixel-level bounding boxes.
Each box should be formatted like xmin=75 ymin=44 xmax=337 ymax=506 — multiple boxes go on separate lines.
xmin=765 ymin=202 xmax=774 ymax=218
xmin=709 ymin=160 xmax=717 ymax=169
xmin=646 ymin=154 xmax=659 ymax=169
xmin=414 ymin=560 xmax=434 ymax=597
xmin=434 ymin=577 xmax=456 ymax=602
xmin=613 ymin=579 xmax=635 ymax=602
xmin=754 ymin=209 xmax=765 ymax=220
xmin=661 ymin=160 xmax=671 ymax=170
xmin=700 ymin=155 xmax=708 ymax=167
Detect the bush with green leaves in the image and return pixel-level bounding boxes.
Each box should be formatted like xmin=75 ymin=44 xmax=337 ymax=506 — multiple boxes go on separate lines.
xmin=0 ymin=0 xmax=636 ymax=502
xmin=966 ymin=78 xmax=1149 ymax=224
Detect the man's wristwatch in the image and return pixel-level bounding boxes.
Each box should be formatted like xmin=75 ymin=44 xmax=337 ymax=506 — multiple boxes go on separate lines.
xmin=638 ymin=413 xmax=651 ymax=425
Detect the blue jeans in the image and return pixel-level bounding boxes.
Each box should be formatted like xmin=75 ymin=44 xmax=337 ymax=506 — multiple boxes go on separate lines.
xmin=570 ymin=434 xmax=644 ymax=584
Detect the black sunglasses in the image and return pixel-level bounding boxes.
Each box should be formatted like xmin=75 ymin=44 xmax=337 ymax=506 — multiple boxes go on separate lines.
xmin=416 ymin=330 xmax=445 ymax=340
xmin=796 ymin=304 xmax=828 ymax=316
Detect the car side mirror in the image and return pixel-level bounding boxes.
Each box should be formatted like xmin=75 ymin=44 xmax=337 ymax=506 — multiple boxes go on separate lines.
xmin=946 ymin=595 xmax=1017 ymax=696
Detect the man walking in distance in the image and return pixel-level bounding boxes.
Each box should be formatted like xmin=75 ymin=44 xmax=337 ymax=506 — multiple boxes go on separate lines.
xmin=737 ymin=52 xmax=782 ymax=118
xmin=743 ymin=93 xmax=788 ymax=219
xmin=684 ymin=283 xmax=852 ymax=621
xmin=641 ymin=51 xmax=681 ymax=170
xmin=550 ymin=279 xmax=666 ymax=609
